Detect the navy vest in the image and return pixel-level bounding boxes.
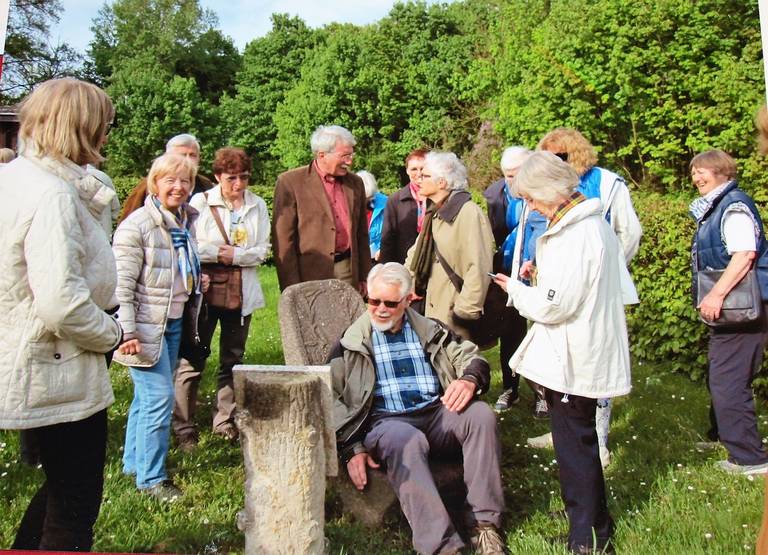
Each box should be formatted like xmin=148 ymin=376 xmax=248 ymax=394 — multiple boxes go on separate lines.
xmin=692 ymin=181 xmax=768 ymax=300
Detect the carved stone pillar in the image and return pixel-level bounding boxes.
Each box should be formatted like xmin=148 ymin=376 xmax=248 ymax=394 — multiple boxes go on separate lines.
xmin=234 ymin=365 xmax=337 ymax=555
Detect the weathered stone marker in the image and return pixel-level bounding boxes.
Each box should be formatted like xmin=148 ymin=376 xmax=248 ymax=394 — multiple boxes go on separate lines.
xmin=233 ymin=365 xmax=337 ymax=555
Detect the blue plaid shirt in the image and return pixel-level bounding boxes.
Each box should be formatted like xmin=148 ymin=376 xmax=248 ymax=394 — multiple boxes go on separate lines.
xmin=371 ymin=317 xmax=441 ymax=413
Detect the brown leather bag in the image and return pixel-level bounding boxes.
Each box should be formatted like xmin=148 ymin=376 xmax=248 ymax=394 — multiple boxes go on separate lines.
xmin=201 ymin=194 xmax=242 ymax=311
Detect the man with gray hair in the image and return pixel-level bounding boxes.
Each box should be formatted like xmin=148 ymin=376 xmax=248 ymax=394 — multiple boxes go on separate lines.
xmin=483 ymin=146 xmax=548 ymax=417
xmin=330 ymin=262 xmax=506 ymax=555
xmin=165 ymin=133 xmax=213 ymax=197
xmin=272 ymin=125 xmax=371 ymax=292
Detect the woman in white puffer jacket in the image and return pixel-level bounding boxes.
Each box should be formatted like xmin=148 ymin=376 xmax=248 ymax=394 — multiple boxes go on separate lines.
xmin=0 ymin=79 xmax=123 ymax=551
xmin=112 ymin=153 xmax=205 ymax=502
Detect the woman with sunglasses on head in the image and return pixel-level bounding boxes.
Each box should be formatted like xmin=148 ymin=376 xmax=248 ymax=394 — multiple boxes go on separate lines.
xmin=0 ymin=78 xmax=123 ymax=551
xmin=173 ymin=147 xmax=270 ymax=448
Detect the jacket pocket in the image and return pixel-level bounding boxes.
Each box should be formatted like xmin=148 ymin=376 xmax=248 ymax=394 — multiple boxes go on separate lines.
xmin=26 ymin=338 xmax=88 ymax=409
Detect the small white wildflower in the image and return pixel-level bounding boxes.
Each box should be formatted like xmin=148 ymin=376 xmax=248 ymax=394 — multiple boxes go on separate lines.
xmin=704 ymin=533 xmax=713 ymax=539
xmin=687 ymin=486 xmax=694 ymax=491
xmin=640 ymin=482 xmax=646 ymax=486
xmin=632 ymin=435 xmax=638 ymax=440
xmin=203 ymin=518 xmax=210 ymax=525
xmin=532 ymin=454 xmax=538 ymax=459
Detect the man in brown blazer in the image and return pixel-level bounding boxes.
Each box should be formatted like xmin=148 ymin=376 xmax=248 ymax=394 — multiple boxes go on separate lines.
xmin=272 ymin=125 xmax=371 ymax=292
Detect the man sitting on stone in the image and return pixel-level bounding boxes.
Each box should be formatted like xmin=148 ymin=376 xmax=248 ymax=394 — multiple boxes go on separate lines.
xmin=330 ymin=262 xmax=506 ymax=555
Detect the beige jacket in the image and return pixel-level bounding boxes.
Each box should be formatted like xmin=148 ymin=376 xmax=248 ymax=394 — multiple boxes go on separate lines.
xmin=406 ymin=191 xmax=495 ymax=339
xmin=0 ymin=154 xmax=122 ymax=429
xmin=190 ymin=186 xmax=270 ymax=316
xmin=112 ymin=196 xmax=201 ymax=368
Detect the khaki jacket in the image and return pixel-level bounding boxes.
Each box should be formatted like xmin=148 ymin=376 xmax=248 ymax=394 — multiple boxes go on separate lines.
xmin=112 ymin=196 xmax=201 ymax=367
xmin=406 ymin=191 xmax=495 ymax=339
xmin=0 ymin=155 xmax=122 ymax=429
xmin=272 ymin=164 xmax=371 ymax=290
xmin=330 ymin=308 xmax=490 ymax=463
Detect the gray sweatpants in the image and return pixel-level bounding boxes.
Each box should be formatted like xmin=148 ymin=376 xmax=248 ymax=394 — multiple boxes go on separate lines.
xmin=363 ymin=400 xmax=504 ymax=555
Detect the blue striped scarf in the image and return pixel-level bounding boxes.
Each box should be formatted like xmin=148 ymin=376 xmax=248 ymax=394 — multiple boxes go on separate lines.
xmin=153 ymin=197 xmax=201 ymax=294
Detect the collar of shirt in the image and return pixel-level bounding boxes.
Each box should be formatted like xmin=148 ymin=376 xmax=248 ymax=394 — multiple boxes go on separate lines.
xmin=313 ymin=159 xmax=338 ymax=187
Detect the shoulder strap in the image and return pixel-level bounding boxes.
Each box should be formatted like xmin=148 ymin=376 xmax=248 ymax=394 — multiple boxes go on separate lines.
xmin=434 ymin=246 xmax=464 ymax=293
xmin=204 ymin=192 xmax=231 ymax=245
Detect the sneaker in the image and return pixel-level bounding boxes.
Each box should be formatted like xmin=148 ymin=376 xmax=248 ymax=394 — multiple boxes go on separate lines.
xmin=527 ymin=432 xmax=554 ymax=449
xmin=716 ymin=459 xmax=768 ymax=475
xmin=599 ymin=445 xmax=611 ymax=469
xmin=176 ymin=432 xmax=198 ymax=453
xmin=695 ymin=441 xmax=719 ymax=451
xmin=470 ymin=523 xmax=507 ymax=555
xmin=533 ymin=398 xmax=549 ymax=420
xmin=141 ymin=479 xmax=182 ymax=502
xmin=494 ymin=388 xmax=520 ymax=411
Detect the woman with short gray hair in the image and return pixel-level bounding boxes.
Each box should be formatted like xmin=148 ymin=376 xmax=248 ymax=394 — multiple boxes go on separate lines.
xmin=492 ymin=150 xmax=636 ymax=553
xmin=406 ymin=151 xmax=494 ymax=340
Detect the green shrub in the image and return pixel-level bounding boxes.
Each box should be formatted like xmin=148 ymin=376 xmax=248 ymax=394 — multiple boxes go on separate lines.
xmin=628 ymin=191 xmax=768 ymax=397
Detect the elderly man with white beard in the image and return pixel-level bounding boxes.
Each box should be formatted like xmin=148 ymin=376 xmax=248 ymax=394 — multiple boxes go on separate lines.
xmin=329 ymin=262 xmax=507 ymax=555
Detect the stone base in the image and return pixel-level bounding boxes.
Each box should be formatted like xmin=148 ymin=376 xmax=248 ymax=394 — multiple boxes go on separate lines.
xmin=332 ymin=459 xmax=465 ymax=527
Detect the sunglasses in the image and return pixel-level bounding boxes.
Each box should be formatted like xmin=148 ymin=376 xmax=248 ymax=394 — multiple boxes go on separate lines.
xmin=366 ymin=296 xmax=404 ymax=308
xmin=554 ymin=152 xmax=569 ymax=162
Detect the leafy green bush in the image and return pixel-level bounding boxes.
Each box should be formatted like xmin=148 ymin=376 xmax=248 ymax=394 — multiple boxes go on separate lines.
xmin=628 ymin=191 xmax=768 ymax=396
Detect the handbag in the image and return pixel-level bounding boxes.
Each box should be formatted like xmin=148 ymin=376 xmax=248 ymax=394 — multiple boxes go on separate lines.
xmin=434 ymin=247 xmax=506 ymax=348
xmin=201 ymin=194 xmax=242 ymax=311
xmin=696 ymin=268 xmax=762 ymax=328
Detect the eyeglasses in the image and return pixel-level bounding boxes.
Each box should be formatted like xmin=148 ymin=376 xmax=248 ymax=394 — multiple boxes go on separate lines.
xmin=222 ymin=173 xmax=250 ymax=184
xmin=366 ymin=296 xmax=404 ymax=308
xmin=334 ymin=151 xmax=355 ymax=161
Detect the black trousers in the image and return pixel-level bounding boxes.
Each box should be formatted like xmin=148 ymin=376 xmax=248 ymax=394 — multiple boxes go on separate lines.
xmin=12 ymin=409 xmax=108 ymax=551
xmin=708 ymin=313 xmax=768 ymax=466
xmin=498 ymin=306 xmax=527 ymax=390
xmin=546 ymin=389 xmax=613 ymax=550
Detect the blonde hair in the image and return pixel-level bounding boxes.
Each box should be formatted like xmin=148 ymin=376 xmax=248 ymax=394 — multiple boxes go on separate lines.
xmin=689 ymin=149 xmax=737 ymax=181
xmin=19 ymin=78 xmax=114 ymax=166
xmin=0 ymin=148 xmax=15 ymax=163
xmin=146 ymin=154 xmax=197 ymax=195
xmin=537 ymin=127 xmax=598 ymax=177
xmin=514 ymin=151 xmax=579 ymax=205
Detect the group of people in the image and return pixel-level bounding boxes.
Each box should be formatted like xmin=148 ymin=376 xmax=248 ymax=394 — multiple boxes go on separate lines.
xmin=1 ymin=75 xmax=767 ymax=555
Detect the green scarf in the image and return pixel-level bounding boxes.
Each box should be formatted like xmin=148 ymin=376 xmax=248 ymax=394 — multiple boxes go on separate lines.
xmin=409 ymin=203 xmax=437 ymax=295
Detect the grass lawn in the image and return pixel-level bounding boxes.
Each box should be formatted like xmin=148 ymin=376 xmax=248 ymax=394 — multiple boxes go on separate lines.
xmin=0 ymin=265 xmax=765 ymax=553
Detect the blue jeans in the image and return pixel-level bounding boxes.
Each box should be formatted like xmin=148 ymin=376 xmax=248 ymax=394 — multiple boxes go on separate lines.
xmin=122 ymin=318 xmax=182 ymax=489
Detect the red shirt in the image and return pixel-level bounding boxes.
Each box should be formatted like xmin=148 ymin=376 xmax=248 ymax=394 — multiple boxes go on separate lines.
xmin=314 ymin=160 xmax=351 ymax=253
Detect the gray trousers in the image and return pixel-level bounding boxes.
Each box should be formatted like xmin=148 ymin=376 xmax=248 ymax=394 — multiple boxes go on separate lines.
xmin=173 ymin=307 xmax=251 ymax=437
xmin=362 ymin=400 xmax=504 ymax=555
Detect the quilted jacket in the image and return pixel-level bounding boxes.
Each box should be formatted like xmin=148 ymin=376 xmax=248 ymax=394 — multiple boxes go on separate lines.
xmin=0 ymin=154 xmax=122 ymax=429
xmin=112 ymin=195 xmax=201 ymax=368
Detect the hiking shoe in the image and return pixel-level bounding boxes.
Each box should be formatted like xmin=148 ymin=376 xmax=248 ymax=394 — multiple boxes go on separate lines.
xmin=494 ymin=388 xmax=520 ymax=412
xmin=527 ymin=432 xmax=554 ymax=449
xmin=533 ymin=398 xmax=549 ymax=420
xmin=176 ymin=432 xmax=198 ymax=453
xmin=214 ymin=422 xmax=239 ymax=442
xmin=141 ymin=479 xmax=182 ymax=502
xmin=716 ymin=459 xmax=768 ymax=475
xmin=470 ymin=523 xmax=507 ymax=554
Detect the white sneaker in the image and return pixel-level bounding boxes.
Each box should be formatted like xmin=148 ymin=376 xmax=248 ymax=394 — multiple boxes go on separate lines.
xmin=526 ymin=432 xmax=553 ymax=449
xmin=716 ymin=460 xmax=768 ymax=475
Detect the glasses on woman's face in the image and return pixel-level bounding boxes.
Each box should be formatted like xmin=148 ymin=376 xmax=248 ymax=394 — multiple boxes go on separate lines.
xmin=222 ymin=173 xmax=250 ymax=185
xmin=366 ymin=296 xmax=404 ymax=308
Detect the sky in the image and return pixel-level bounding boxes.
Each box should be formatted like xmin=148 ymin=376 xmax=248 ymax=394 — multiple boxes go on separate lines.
xmin=49 ymin=0 xmax=447 ymax=54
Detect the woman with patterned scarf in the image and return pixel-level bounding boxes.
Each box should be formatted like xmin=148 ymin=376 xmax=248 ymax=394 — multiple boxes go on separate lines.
xmin=689 ymin=149 xmax=768 ymax=476
xmin=113 ymin=153 xmax=207 ymax=501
